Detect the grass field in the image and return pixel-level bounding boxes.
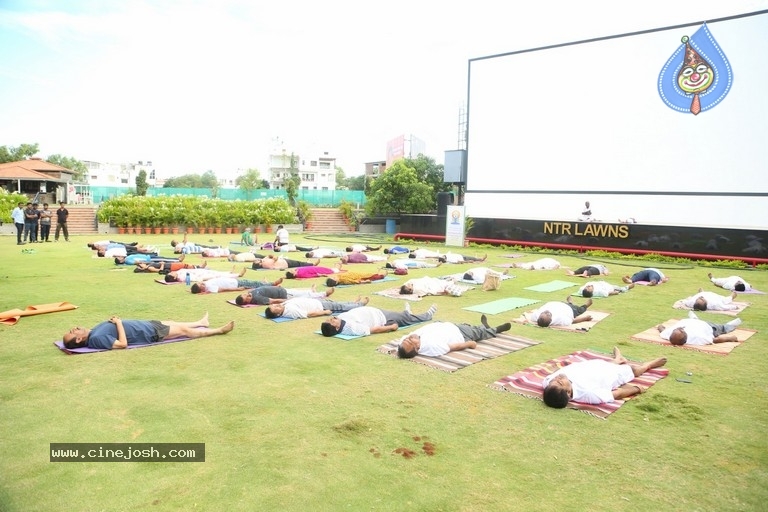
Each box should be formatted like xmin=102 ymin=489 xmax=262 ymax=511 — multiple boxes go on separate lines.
xmin=1 ymin=232 xmax=766 ymax=512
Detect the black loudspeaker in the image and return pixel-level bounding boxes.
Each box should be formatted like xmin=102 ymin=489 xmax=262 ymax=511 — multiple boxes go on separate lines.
xmin=437 ymin=192 xmax=454 ymax=215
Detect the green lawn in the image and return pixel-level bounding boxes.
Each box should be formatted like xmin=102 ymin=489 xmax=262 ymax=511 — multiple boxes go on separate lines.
xmin=1 ymin=233 xmax=766 ymax=512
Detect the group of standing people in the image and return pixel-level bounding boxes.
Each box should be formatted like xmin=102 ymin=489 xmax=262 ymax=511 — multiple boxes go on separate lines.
xmin=11 ymin=200 xmax=69 ymax=245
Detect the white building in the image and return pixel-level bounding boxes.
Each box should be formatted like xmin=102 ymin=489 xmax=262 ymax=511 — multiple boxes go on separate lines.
xmin=267 ymin=149 xmax=337 ymax=191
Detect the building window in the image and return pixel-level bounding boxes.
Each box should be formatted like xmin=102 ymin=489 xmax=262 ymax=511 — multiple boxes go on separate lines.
xmin=310 ymin=161 xmax=317 ymax=166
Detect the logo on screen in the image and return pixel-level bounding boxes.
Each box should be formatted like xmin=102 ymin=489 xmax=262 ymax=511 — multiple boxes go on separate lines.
xmin=658 ymin=23 xmax=732 ymax=115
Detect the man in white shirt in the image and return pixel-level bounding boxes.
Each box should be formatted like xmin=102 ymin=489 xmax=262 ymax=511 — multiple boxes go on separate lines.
xmin=396 ymin=315 xmax=511 ymax=358
xmin=680 ymin=290 xmax=739 ymax=311
xmin=320 ymin=304 xmax=437 ymax=337
xmin=273 ymin=225 xmax=290 ymax=247
xmin=530 ymin=297 xmax=593 ymax=327
xmin=578 ymin=281 xmax=633 ymax=298
xmin=512 ymin=257 xmax=561 ymax=270
xmin=657 ymin=313 xmax=742 ymax=346
xmin=400 ymin=276 xmax=465 ymax=297
xmin=265 ymin=296 xmax=368 ymax=319
xmin=708 ymin=273 xmax=751 ymax=292
xmin=542 ymin=346 xmax=667 ymax=408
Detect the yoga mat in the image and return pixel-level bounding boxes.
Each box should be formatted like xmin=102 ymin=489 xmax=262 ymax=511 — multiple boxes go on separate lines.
xmin=513 ymin=311 xmax=611 ymax=332
xmin=524 ymin=280 xmax=579 ymax=293
xmin=463 ymin=297 xmax=540 ymax=315
xmin=1 ymin=302 xmax=79 ymax=326
xmin=631 ymin=320 xmax=757 ymax=355
xmin=489 ymin=349 xmax=669 ymax=419
xmin=313 ymin=320 xmax=427 ymax=340
xmin=672 ymin=299 xmax=749 ymax=316
xmin=334 ymin=275 xmax=399 ymax=288
xmin=258 ymin=311 xmax=341 ymax=322
xmin=374 ymin=287 xmax=424 ymax=302
xmin=54 ymin=334 xmax=195 ymax=355
xmin=739 ymin=288 xmax=765 ymax=294
xmin=442 ymin=273 xmax=515 ymax=285
xmin=502 ymin=254 xmax=524 ymax=258
xmin=493 ymin=263 xmax=518 ymax=269
xmin=258 ymin=312 xmax=297 ymax=323
xmin=376 ymin=332 xmax=541 ymax=372
xmin=227 ymin=299 xmax=259 ymax=308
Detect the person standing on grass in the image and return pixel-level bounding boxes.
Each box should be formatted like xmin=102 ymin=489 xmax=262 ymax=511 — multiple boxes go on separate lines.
xmin=55 ymin=201 xmax=69 ymax=242
xmin=23 ymin=202 xmax=37 ymax=243
xmin=542 ymin=346 xmax=667 ymax=408
xmin=62 ymin=313 xmax=234 ymax=350
xmin=11 ymin=201 xmax=25 ymax=245
xmin=39 ymin=203 xmax=53 ymax=242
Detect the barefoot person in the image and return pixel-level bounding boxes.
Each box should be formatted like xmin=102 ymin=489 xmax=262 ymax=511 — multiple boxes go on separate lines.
xmin=265 ymin=296 xmax=369 ymax=319
xmin=542 ymin=347 xmax=667 ymax=408
xmin=320 ymin=303 xmax=437 ymax=337
xmin=397 ymin=314 xmax=511 ymax=358
xmin=530 ymin=297 xmax=593 ymax=327
xmin=61 ymin=313 xmax=234 ymax=350
xmin=622 ymin=268 xmax=669 ymax=286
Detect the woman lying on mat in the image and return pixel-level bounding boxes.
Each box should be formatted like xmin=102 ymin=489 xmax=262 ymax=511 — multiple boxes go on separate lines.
xmin=62 ymin=313 xmax=234 ymax=350
xmin=542 ymin=347 xmax=667 ymax=408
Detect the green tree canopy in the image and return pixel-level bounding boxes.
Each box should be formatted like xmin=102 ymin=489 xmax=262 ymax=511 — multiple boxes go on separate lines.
xmin=236 ymin=168 xmax=263 ymax=199
xmin=47 ymin=154 xmax=88 ymax=182
xmin=402 ymin=154 xmax=452 ymax=208
xmin=163 ymin=171 xmax=220 ymax=189
xmin=135 ymin=169 xmax=148 ymax=196
xmin=365 ymin=161 xmax=433 ymax=216
xmin=0 ymin=143 xmax=39 ymax=163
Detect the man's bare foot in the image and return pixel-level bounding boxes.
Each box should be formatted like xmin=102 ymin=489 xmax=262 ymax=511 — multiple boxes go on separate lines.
xmin=480 ymin=254 xmax=487 ymax=261
xmin=201 ymin=260 xmax=208 ymax=268
xmin=314 ymin=258 xmax=321 ymax=266
xmin=612 ymin=346 xmax=628 ymax=364
xmin=502 ymin=270 xmax=509 ymax=275
xmin=648 ymin=357 xmax=667 ymax=369
xmin=649 ymin=279 xmax=658 ymax=286
xmin=272 ymin=277 xmax=284 ymax=286
xmin=230 ymin=265 xmax=237 ymax=273
xmin=310 ymin=283 xmax=316 ymax=292
xmin=361 ymin=297 xmax=370 ymax=305
xmin=627 ymin=283 xmax=634 ymax=289
xmin=566 ymin=296 xmax=574 ymax=304
xmin=585 ymin=298 xmax=593 ymax=308
xmin=731 ymin=291 xmax=737 ymax=300
xmin=622 ymin=275 xmax=632 ymax=284
xmin=239 ymin=267 xmax=247 ymax=277
xmin=178 ymin=253 xmax=185 ymax=262
xmin=325 ymin=287 xmax=335 ymax=297
xmin=480 ymin=314 xmax=490 ymax=329
xmin=708 ymin=272 xmax=713 ymax=279
xmin=220 ymin=321 xmax=235 ymax=334
xmin=199 ymin=312 xmax=210 ymax=327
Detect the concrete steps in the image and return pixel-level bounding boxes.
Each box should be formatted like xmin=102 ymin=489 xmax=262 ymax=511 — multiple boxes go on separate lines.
xmin=304 ymin=208 xmax=354 ymax=234
xmin=52 ymin=205 xmax=98 ymax=236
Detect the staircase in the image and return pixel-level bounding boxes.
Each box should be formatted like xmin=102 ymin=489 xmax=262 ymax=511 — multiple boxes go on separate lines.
xmin=51 ymin=205 xmax=98 ymax=236
xmin=304 ymin=208 xmax=353 ymax=234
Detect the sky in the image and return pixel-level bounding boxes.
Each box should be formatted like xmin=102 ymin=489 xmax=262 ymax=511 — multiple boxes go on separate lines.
xmin=1 ymin=0 xmax=766 ymax=179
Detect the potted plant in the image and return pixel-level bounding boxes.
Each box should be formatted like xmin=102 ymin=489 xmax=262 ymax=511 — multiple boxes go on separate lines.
xmin=297 ymin=200 xmax=313 ymax=229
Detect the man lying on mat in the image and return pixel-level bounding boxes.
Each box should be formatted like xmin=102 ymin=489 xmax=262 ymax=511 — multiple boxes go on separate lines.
xmin=236 ymin=285 xmax=333 ymax=305
xmin=511 ymin=257 xmax=560 ymax=270
xmin=320 ymin=304 xmax=437 ymax=337
xmin=397 ymin=315 xmax=510 ymax=358
xmin=542 ymin=346 xmax=667 ymax=408
xmin=679 ymin=289 xmax=740 ymax=312
xmin=399 ymin=276 xmax=465 ymax=297
xmin=252 ymin=255 xmax=319 ymax=270
xmin=708 ymin=273 xmax=751 ymax=292
xmin=530 ymin=297 xmax=593 ymax=327
xmin=577 ymin=280 xmax=633 ymax=298
xmin=325 ymin=270 xmax=387 ymax=287
xmin=622 ymin=267 xmax=669 ymax=286
xmin=657 ymin=313 xmax=742 ymax=346
xmin=565 ymin=264 xmax=609 ymax=277
xmin=265 ymin=296 xmax=369 ymax=320
xmin=62 ymin=313 xmax=234 ymax=350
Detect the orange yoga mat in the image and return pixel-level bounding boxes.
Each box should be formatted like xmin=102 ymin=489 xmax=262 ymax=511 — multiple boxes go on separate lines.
xmin=0 ymin=302 xmax=79 ymax=326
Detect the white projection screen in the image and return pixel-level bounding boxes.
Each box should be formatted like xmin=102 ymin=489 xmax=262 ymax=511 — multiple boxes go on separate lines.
xmin=464 ymin=11 xmax=768 ymax=229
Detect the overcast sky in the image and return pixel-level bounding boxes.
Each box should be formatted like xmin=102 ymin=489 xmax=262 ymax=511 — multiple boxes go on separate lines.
xmin=1 ymin=0 xmax=765 ymax=178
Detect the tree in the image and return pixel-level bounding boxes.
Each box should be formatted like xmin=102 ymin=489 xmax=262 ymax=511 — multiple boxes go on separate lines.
xmin=0 ymin=143 xmax=39 ymax=163
xmin=284 ymin=153 xmax=301 ymax=206
xmin=346 ymin=175 xmax=367 ymax=191
xmin=46 ymin=154 xmax=88 ymax=182
xmin=236 ymin=168 xmax=263 ymax=199
xmin=135 ymin=170 xmax=148 ymax=196
xmin=402 ymin=154 xmax=452 ymax=209
xmin=365 ymin=160 xmax=433 ymax=216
